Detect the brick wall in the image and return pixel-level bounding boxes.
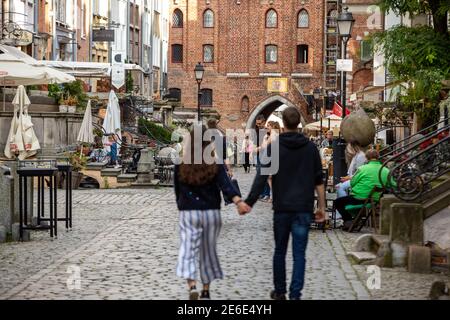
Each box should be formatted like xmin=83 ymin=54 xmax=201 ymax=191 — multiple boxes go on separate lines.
xmin=77 ymin=0 xmax=90 ymax=62
xmin=168 ymin=0 xmax=324 ymax=129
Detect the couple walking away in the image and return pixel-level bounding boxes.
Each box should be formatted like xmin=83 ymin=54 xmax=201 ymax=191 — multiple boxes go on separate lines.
xmin=173 ymin=107 xmax=325 ymax=300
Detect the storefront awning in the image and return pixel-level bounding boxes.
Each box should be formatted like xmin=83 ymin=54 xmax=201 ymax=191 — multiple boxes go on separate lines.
xmin=38 ymin=60 xmax=145 ymax=77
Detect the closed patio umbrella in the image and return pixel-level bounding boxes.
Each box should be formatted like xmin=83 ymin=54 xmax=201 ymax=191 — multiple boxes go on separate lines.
xmin=77 ymin=100 xmax=94 ymax=144
xmin=3 ymin=85 xmax=40 ymax=160
xmin=102 ymin=90 xmax=121 ymax=153
xmin=77 ymin=100 xmax=94 ymax=157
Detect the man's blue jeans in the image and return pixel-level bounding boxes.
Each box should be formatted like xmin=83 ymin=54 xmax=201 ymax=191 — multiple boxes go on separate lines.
xmin=273 ymin=212 xmax=311 ymax=299
xmin=256 ymin=157 xmax=271 ymax=198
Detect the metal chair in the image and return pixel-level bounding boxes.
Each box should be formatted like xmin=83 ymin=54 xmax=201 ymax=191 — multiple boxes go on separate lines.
xmin=346 ymin=186 xmax=383 ymax=233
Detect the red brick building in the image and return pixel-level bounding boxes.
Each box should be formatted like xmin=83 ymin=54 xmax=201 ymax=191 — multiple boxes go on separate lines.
xmin=168 ymin=0 xmax=325 ymax=129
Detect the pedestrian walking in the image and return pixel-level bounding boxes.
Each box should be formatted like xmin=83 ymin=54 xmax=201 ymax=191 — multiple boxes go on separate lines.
xmin=174 ymin=125 xmax=250 ymax=300
xmin=266 ymin=121 xmax=281 ymax=203
xmin=242 ymin=107 xmax=326 ymax=300
xmin=241 ymin=134 xmax=253 ymax=173
xmin=253 ymin=114 xmax=271 ymax=200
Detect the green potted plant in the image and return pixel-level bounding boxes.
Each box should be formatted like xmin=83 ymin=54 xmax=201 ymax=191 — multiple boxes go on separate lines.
xmin=66 ymin=151 xmax=87 ymax=189
xmin=65 ymin=95 xmax=78 ymax=113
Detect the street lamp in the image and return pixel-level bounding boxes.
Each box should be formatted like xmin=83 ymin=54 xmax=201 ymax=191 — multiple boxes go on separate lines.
xmin=313 ymin=87 xmax=321 ymax=121
xmin=194 ymin=62 xmax=205 ymax=123
xmin=336 ymin=7 xmax=355 ymax=119
xmin=332 ymin=7 xmax=355 ymax=186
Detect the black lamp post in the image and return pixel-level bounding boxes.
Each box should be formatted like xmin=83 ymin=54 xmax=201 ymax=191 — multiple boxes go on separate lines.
xmin=336 ymin=7 xmax=355 ymax=119
xmin=313 ymin=87 xmax=321 ymax=121
xmin=194 ymin=62 xmax=205 ymax=123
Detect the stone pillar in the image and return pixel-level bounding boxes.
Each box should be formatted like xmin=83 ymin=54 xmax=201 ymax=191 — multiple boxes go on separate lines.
xmin=135 ymin=148 xmax=155 ymax=184
xmin=379 ymin=195 xmax=404 ymax=235
xmin=2 ymin=160 xmax=33 ymax=226
xmin=0 ymin=165 xmax=14 ymax=239
xmin=390 ymin=203 xmax=424 ymax=267
xmin=161 ymin=106 xmax=173 ymax=127
xmin=390 ymin=203 xmax=424 ymax=244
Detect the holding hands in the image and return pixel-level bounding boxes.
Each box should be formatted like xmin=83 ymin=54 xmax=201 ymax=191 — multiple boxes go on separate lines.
xmin=235 ymin=199 xmax=251 ymax=216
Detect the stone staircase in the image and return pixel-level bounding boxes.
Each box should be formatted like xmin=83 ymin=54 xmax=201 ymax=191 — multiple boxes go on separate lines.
xmin=82 ymin=162 xmax=137 ymax=189
xmin=348 ymin=174 xmax=450 ymax=273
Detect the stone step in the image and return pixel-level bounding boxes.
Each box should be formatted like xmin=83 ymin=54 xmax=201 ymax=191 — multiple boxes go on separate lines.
xmin=372 ymin=234 xmax=390 ymax=247
xmin=117 ymin=173 xmax=137 ymax=183
xmin=131 ymin=179 xmax=160 ymax=188
xmin=424 ymin=189 xmax=450 ymax=219
xmin=422 ymin=177 xmax=450 ymax=203
xmin=348 ymin=251 xmax=377 ymax=264
xmin=85 ymin=161 xmax=108 ymax=171
xmin=101 ymin=168 xmax=122 ymax=177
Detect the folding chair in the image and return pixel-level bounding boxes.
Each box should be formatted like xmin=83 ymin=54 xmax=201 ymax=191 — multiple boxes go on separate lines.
xmin=346 ymin=186 xmax=383 ymax=233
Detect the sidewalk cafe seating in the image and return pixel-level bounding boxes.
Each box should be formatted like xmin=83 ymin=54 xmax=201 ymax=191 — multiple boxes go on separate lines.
xmin=345 ymin=186 xmax=384 ymax=233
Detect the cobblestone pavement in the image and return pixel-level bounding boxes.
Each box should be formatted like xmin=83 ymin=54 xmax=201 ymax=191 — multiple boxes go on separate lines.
xmin=0 ymin=169 xmax=447 ymax=300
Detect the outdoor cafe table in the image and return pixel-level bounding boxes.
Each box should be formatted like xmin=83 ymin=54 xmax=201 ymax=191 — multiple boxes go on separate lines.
xmin=56 ymin=163 xmax=73 ymax=230
xmin=17 ymin=165 xmax=58 ymax=240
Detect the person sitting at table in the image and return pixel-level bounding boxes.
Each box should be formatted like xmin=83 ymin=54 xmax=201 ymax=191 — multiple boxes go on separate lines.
xmin=334 ymin=149 xmax=391 ymax=231
xmin=335 ymin=141 xmax=367 ymax=199
xmin=321 ymin=130 xmax=334 ymax=149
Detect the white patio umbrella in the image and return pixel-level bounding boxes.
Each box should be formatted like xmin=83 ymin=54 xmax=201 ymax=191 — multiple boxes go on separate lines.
xmin=305 ymin=114 xmax=343 ymax=131
xmin=77 ymin=100 xmax=94 ymax=146
xmin=0 ymin=45 xmax=75 ymax=85
xmin=102 ymin=90 xmax=121 ymax=152
xmin=3 ymin=85 xmax=40 ymax=160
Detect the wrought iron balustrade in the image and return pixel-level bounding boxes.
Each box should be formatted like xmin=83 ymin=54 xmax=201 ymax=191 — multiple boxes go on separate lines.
xmin=380 ymin=124 xmax=450 ymax=201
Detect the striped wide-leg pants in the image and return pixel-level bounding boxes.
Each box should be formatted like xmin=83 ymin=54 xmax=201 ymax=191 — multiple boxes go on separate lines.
xmin=176 ymin=209 xmax=223 ymax=284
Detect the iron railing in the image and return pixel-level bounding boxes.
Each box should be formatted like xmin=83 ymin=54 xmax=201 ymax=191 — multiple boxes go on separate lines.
xmin=380 ymin=123 xmax=450 ymax=201
xmin=379 ymin=117 xmax=449 ymax=161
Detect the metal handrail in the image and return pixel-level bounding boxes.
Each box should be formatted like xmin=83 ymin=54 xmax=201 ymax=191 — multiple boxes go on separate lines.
xmin=381 ymin=133 xmax=450 ymax=200
xmin=380 ymin=117 xmax=449 ymax=160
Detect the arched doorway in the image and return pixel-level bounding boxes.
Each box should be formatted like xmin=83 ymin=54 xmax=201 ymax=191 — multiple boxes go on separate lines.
xmin=245 ymin=95 xmax=306 ymax=130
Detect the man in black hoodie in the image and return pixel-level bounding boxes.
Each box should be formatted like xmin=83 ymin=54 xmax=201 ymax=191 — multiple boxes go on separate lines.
xmin=243 ymin=107 xmax=326 ymax=300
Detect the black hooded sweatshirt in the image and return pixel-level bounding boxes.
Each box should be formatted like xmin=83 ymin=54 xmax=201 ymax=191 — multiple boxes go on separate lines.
xmin=245 ymin=132 xmax=324 ymax=213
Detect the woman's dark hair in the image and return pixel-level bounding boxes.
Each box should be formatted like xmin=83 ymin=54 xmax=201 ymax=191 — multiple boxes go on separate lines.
xmin=178 ymin=125 xmax=218 ymax=186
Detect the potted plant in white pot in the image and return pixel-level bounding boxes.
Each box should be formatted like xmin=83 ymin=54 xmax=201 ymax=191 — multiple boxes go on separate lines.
xmin=66 ymin=96 xmax=78 ymax=113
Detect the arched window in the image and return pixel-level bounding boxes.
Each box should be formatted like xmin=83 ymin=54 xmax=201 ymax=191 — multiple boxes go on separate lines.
xmin=265 ymin=9 xmax=277 ymax=28
xmin=200 ymin=89 xmax=213 ymax=107
xmin=241 ymin=96 xmax=249 ymax=113
xmin=203 ymin=9 xmax=214 ymax=28
xmin=203 ymin=45 xmax=214 ymax=63
xmin=265 ymin=45 xmax=278 ymax=63
xmin=297 ymin=44 xmax=308 ymax=64
xmin=297 ymin=9 xmax=309 ymax=28
xmin=172 ymin=9 xmax=183 ymax=27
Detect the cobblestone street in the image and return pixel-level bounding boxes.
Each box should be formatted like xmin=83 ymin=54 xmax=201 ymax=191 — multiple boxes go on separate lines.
xmin=0 ymin=170 xmax=447 ymax=300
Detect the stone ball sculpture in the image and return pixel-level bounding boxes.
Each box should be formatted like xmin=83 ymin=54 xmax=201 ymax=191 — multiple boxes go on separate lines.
xmin=157 ymin=147 xmax=178 ymax=165
xmin=341 ymin=108 xmax=376 ymax=147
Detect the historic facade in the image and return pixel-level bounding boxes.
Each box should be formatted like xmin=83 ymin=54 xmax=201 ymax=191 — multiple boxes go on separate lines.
xmin=168 ymin=0 xmax=326 ymax=129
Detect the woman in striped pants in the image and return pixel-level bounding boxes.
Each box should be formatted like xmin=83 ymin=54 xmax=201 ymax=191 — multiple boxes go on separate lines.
xmin=174 ymin=126 xmax=250 ymax=300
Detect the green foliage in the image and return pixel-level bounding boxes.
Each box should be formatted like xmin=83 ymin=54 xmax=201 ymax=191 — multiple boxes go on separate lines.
xmin=65 ymin=151 xmax=87 ymax=172
xmin=378 ymin=0 xmax=450 ymax=20
xmin=125 ymin=71 xmax=134 ymax=93
xmin=138 ymin=118 xmax=173 ymax=144
xmin=47 ymin=80 xmax=89 ymax=110
xmin=371 ymin=23 xmax=450 ymax=122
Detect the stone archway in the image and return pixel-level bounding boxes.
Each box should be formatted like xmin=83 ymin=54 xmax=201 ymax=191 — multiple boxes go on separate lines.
xmin=245 ymin=95 xmax=306 ymax=130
